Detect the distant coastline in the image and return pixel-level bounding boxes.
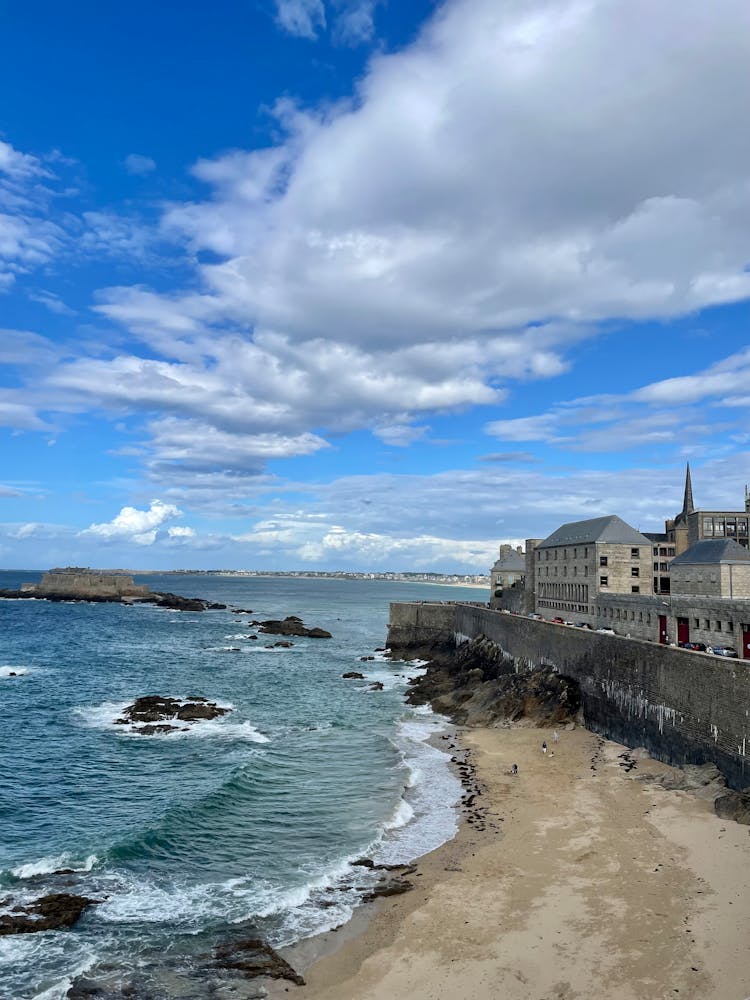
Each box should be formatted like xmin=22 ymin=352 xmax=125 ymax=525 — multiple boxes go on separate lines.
xmin=132 ymin=570 xmax=491 ymax=588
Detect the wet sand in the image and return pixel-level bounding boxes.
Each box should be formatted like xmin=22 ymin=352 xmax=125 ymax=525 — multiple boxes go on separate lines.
xmin=271 ymin=725 xmax=750 ymax=1000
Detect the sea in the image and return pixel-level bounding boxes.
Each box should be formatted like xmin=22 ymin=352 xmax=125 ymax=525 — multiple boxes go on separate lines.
xmin=0 ymin=572 xmax=478 ymax=999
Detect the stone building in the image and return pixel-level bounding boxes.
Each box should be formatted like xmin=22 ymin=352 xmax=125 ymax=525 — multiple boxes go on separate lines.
xmin=533 ymin=515 xmax=653 ymax=620
xmin=24 ymin=568 xmax=151 ymax=599
xmin=665 ymin=464 xmax=750 ymax=554
xmin=490 ymin=544 xmax=525 ymax=603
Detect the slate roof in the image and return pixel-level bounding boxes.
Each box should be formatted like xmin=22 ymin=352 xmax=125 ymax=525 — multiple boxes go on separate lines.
xmin=670 ymin=538 xmax=750 ymax=565
xmin=492 ymin=550 xmax=525 ymax=572
xmin=537 ymin=515 xmax=651 ymax=549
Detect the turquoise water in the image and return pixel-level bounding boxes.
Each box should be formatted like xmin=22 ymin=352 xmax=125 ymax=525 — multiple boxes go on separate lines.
xmin=0 ymin=574 xmax=473 ymax=998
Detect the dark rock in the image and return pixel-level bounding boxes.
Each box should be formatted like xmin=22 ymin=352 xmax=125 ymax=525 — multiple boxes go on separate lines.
xmin=231 ymin=608 xmax=254 ymax=614
xmin=0 ymin=893 xmax=100 ymax=935
xmin=360 ymin=656 xmax=375 ymax=661
xmin=342 ymin=671 xmax=365 ymax=679
xmin=213 ymin=938 xmax=305 ymax=986
xmin=369 ymin=682 xmax=384 ymax=692
xmin=714 ymin=788 xmax=750 ymax=825
xmin=118 ymin=695 xmax=230 ymax=729
xmin=362 ymin=879 xmax=414 ymax=901
xmin=272 ymin=641 xmax=293 ymax=648
xmin=405 ymin=637 xmax=580 ymax=727
xmin=151 ymin=592 xmax=208 ymax=612
xmin=258 ymin=617 xmax=332 ymax=639
xmin=136 ymin=724 xmax=180 ymax=735
xmin=350 ymin=858 xmax=375 ymax=868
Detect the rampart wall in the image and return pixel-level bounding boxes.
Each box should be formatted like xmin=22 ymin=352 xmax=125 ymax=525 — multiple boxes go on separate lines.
xmin=389 ymin=602 xmax=750 ymax=789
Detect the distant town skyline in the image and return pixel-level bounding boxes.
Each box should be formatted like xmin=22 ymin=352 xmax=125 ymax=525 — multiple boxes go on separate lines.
xmin=2 ymin=0 xmax=750 ymax=571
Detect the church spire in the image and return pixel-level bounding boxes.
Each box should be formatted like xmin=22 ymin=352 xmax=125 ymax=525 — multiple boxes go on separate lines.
xmin=681 ymin=463 xmax=695 ymax=517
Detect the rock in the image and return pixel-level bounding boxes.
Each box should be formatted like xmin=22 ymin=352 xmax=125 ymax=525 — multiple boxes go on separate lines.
xmin=258 ymin=617 xmax=332 ymax=639
xmin=136 ymin=724 xmax=180 ymax=735
xmin=405 ymin=638 xmax=580 ymax=728
xmin=360 ymin=656 xmax=375 ymax=661
xmin=118 ymin=695 xmax=230 ymax=729
xmin=714 ymin=788 xmax=750 ymax=825
xmin=369 ymin=682 xmax=384 ymax=692
xmin=272 ymin=641 xmax=293 ymax=648
xmin=342 ymin=672 xmax=365 ymax=679
xmin=152 ymin=592 xmax=208 ymax=612
xmin=362 ymin=878 xmax=414 ymax=901
xmin=213 ymin=938 xmax=305 ymax=986
xmin=640 ymin=763 xmax=727 ymax=801
xmin=231 ymin=608 xmax=254 ymax=614
xmin=0 ymin=893 xmax=100 ymax=935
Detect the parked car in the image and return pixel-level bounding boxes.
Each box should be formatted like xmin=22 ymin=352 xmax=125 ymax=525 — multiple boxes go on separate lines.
xmin=708 ymin=646 xmax=738 ymax=658
xmin=596 ymin=627 xmax=616 ymax=634
xmin=552 ymin=616 xmax=565 ymax=623
xmin=575 ymin=622 xmax=593 ymax=629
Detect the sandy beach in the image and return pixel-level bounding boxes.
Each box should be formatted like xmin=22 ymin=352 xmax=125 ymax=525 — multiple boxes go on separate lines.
xmin=272 ymin=725 xmax=750 ymax=1000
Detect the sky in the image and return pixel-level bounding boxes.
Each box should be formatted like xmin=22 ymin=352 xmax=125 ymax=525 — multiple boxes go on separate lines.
xmin=2 ymin=0 xmax=750 ymax=572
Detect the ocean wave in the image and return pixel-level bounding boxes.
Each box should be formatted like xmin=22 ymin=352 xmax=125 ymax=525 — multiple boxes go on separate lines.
xmin=72 ymin=699 xmax=268 ymax=742
xmin=0 ymin=664 xmax=31 ymax=677
xmin=383 ymin=798 xmax=414 ymax=831
xmin=371 ymin=711 xmax=461 ymax=866
xmin=11 ymin=853 xmax=99 ymax=880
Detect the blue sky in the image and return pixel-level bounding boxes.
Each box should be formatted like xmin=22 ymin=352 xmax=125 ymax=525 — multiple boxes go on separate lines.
xmin=2 ymin=0 xmax=750 ymax=571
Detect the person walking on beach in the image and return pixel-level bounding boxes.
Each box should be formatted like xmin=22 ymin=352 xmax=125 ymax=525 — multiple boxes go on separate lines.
xmin=553 ymin=730 xmax=559 ymax=743
xmin=542 ymin=741 xmax=547 ymax=754
xmin=511 ymin=763 xmax=518 ymax=775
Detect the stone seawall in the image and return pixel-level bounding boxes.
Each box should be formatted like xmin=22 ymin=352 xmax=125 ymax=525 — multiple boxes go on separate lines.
xmin=389 ymin=602 xmax=750 ymax=790
xmin=387 ymin=602 xmax=458 ymax=660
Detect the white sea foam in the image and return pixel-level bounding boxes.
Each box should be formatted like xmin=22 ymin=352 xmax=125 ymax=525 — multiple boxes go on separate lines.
xmin=11 ymin=853 xmax=99 ymax=879
xmin=371 ymin=711 xmax=461 ymax=866
xmin=72 ymin=699 xmax=268 ymax=742
xmin=0 ymin=664 xmax=31 ymax=677
xmin=383 ymin=798 xmax=414 ymax=830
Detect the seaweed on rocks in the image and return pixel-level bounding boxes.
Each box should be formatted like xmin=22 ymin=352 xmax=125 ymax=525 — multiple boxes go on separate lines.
xmin=212 ymin=938 xmax=305 ymax=986
xmin=405 ymin=634 xmax=581 ymax=727
xmin=0 ymin=893 xmax=101 ymax=935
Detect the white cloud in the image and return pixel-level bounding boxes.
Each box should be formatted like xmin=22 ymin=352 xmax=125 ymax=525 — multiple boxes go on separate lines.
xmin=167 ymin=525 xmax=196 ymax=538
xmin=82 ymin=499 xmax=182 ymax=545
xmin=0 ymin=140 xmax=49 ymax=181
xmin=275 ymin=0 xmax=326 ymax=38
xmin=123 ymin=153 xmax=156 ymax=176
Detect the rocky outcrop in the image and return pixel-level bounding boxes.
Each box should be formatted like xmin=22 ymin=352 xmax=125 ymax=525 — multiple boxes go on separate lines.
xmin=0 ymin=583 xmax=225 ymax=613
xmin=0 ymin=893 xmax=100 ymax=935
xmin=255 ymin=616 xmax=332 ymax=638
xmin=405 ymin=635 xmax=580 ymax=727
xmin=342 ymin=671 xmax=365 ymax=679
xmin=212 ymin=938 xmax=305 ymax=986
xmin=714 ymin=788 xmax=750 ymax=824
xmin=115 ymin=696 xmax=230 ymax=733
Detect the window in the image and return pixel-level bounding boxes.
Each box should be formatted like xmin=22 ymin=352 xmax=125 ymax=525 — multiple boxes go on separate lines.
xmin=653 ymin=562 xmax=659 ymax=571
xmin=653 ymin=546 xmax=659 ymax=556
xmin=694 ymin=618 xmax=700 ymax=629
xmin=631 ymin=586 xmax=640 ymax=594
xmin=703 ymin=518 xmax=714 ymax=536
xmin=631 ymin=567 xmax=639 ymax=577
xmin=728 ymin=621 xmax=734 ymax=632
xmin=715 ymin=621 xmax=722 ymax=632
xmin=600 ymin=575 xmax=608 ymax=587
xmin=584 ymin=547 xmax=588 ymax=558
xmin=639 ymin=612 xmax=643 ymax=622
xmin=573 ymin=566 xmax=577 ymax=576
xmin=600 ymin=555 xmax=608 ymax=567
xmin=704 ymin=619 xmax=710 ymax=630
xmin=667 ymin=547 xmax=675 ymax=556
xmin=631 ymin=547 xmax=639 ymax=558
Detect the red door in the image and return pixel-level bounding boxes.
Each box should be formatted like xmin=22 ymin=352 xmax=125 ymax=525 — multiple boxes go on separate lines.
xmin=677 ymin=618 xmax=689 ymax=645
xmin=659 ymin=615 xmax=668 ymax=644
xmin=743 ymin=625 xmax=750 ymax=660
